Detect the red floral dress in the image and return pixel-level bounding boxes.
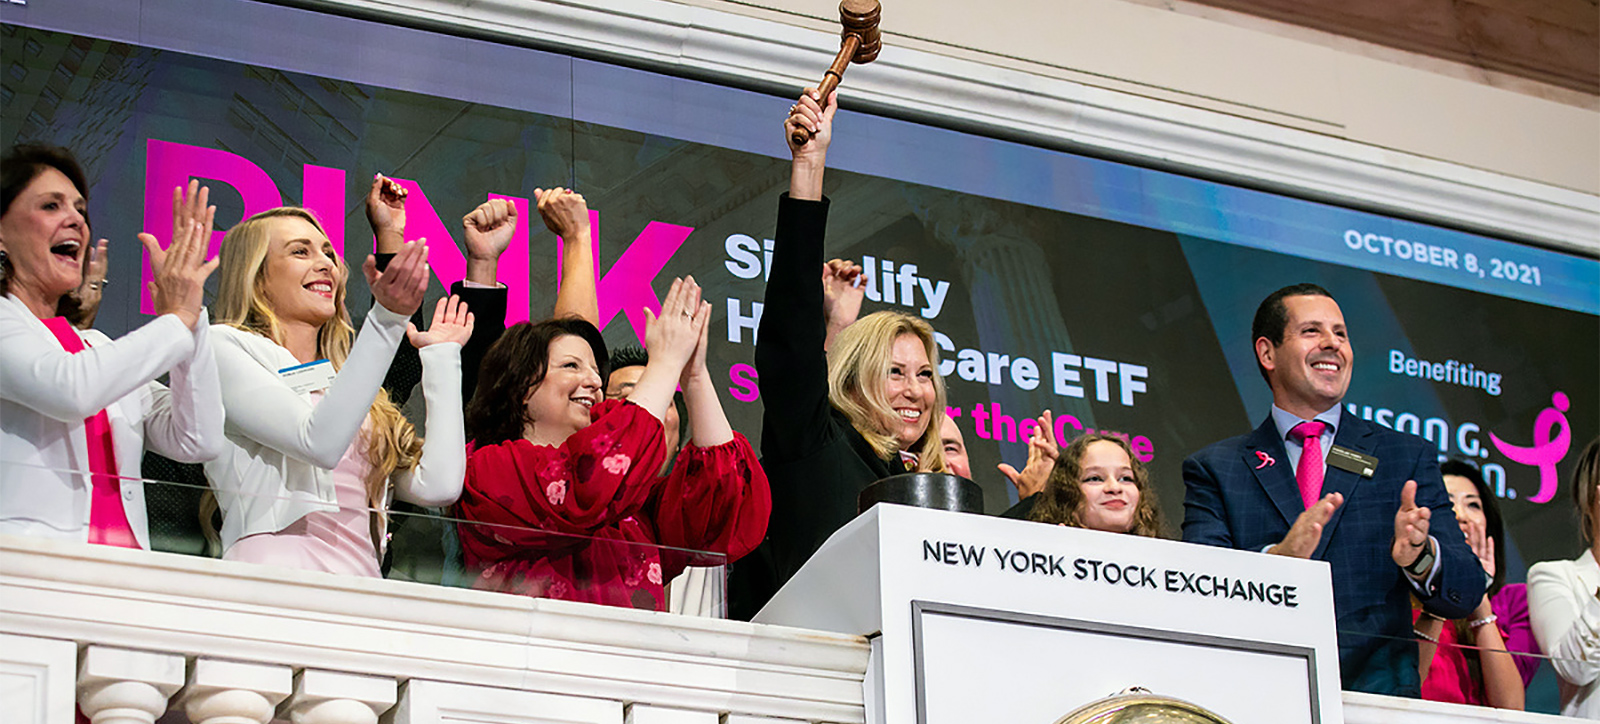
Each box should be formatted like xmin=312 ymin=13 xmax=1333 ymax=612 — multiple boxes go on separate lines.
xmin=456 ymin=399 xmax=770 ymax=611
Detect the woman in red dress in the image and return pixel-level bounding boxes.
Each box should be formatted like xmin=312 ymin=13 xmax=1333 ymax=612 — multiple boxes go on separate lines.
xmin=455 ymin=276 xmax=769 ymax=611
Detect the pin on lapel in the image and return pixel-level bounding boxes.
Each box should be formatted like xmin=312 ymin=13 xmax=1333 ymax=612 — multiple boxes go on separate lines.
xmin=1254 ymin=450 xmax=1276 ymax=469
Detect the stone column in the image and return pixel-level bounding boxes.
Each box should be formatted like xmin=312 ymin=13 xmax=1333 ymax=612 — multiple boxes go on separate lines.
xmin=279 ymin=670 xmax=397 ymax=724
xmin=179 ymin=658 xmax=294 ymax=724
xmin=76 ymin=646 xmax=184 ymax=724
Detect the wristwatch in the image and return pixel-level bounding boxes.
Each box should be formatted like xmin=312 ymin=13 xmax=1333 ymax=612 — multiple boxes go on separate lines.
xmin=1403 ymin=541 xmax=1436 ymax=578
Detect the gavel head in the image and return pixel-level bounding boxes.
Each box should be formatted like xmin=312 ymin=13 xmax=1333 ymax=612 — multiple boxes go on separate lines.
xmin=840 ymin=0 xmax=882 ymax=64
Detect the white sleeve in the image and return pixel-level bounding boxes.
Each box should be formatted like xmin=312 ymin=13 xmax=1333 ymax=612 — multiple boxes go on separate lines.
xmin=215 ymin=305 xmax=410 ymax=469
xmin=142 ymin=309 xmax=226 ymax=463
xmin=392 ymin=341 xmax=465 ymax=507
xmin=0 ymin=311 xmax=192 ymax=422
xmin=1529 ymin=562 xmax=1600 ymax=687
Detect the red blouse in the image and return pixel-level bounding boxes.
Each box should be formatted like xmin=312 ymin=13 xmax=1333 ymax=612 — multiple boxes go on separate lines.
xmin=456 ymin=399 xmax=770 ymax=611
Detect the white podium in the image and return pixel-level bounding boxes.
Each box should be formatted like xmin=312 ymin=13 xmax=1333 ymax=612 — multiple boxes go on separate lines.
xmin=756 ymin=504 xmax=1345 ymax=724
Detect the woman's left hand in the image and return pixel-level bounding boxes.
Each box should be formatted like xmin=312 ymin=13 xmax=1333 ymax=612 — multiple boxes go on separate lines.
xmin=679 ymin=295 xmax=714 ymax=389
xmin=999 ymin=410 xmax=1059 ymax=499
xmin=407 ymin=294 xmax=473 ymax=349
xmin=644 ymin=276 xmax=708 ymax=375
xmin=1463 ymin=514 xmax=1495 ymax=579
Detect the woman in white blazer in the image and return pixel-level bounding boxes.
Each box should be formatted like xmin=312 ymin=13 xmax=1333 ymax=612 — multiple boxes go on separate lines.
xmin=0 ymin=144 xmax=223 ymax=549
xmin=1529 ymin=437 xmax=1600 ymax=718
xmin=205 ymin=194 xmax=469 ymax=577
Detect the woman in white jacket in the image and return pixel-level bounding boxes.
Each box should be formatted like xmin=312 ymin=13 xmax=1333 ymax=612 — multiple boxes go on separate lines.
xmin=1529 ymin=437 xmax=1600 ymax=718
xmin=0 ymin=144 xmax=223 ymax=549
xmin=205 ymin=199 xmax=470 ymax=577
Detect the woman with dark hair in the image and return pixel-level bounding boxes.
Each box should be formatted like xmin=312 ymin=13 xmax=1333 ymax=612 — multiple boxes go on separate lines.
xmin=1027 ymin=433 xmax=1164 ymax=537
xmin=1413 ymin=459 xmax=1537 ymax=709
xmin=454 ymin=277 xmax=769 ymax=611
xmin=0 ymin=144 xmax=222 ymax=548
xmin=1529 ymin=437 xmax=1600 ymax=718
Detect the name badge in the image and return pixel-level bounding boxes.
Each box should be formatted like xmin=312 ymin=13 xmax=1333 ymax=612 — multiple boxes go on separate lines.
xmin=1327 ymin=445 xmax=1378 ymax=478
xmin=279 ymin=359 xmax=335 ymax=394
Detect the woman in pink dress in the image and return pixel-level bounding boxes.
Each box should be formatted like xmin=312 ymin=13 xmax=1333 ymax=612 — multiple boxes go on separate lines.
xmin=455 ymin=275 xmax=770 ymax=611
xmin=204 ymin=188 xmax=472 ymax=577
xmin=1413 ymin=459 xmax=1540 ymax=709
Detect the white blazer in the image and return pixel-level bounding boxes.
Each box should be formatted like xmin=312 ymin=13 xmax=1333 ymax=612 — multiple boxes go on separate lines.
xmin=0 ymin=293 xmax=224 ymax=549
xmin=204 ymin=304 xmax=464 ymax=550
xmin=1529 ymin=548 xmax=1600 ymax=718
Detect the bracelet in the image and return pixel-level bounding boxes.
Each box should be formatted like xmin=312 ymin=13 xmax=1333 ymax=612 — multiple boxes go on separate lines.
xmin=1468 ymin=614 xmax=1498 ymax=629
xmin=1413 ymin=628 xmax=1439 ymax=644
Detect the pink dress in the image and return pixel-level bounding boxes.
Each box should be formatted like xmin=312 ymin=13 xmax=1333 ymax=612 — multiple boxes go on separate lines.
xmin=223 ymin=392 xmax=382 ymax=577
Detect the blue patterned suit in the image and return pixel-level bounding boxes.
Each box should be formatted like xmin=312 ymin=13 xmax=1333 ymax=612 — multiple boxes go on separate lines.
xmin=1183 ymin=413 xmax=1485 ymax=697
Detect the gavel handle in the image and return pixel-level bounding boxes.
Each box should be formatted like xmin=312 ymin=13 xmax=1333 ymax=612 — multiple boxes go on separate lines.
xmin=791 ymin=33 xmax=863 ymax=146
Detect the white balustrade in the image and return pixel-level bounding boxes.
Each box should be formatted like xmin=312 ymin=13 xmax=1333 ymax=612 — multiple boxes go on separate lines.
xmin=0 ymin=535 xmax=1575 ymax=724
xmin=179 ymin=658 xmax=294 ymax=724
xmin=281 ymin=670 xmax=398 ymax=724
xmin=76 ymin=646 xmax=184 ymax=724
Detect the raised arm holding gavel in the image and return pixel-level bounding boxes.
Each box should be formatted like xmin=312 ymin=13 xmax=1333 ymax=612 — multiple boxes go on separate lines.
xmin=790 ymin=0 xmax=881 ymax=147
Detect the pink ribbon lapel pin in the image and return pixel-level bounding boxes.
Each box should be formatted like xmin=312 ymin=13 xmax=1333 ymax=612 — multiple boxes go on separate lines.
xmin=1254 ymin=450 xmax=1276 ymax=469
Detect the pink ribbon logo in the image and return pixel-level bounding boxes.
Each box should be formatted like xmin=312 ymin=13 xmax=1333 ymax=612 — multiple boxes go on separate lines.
xmin=1490 ymin=391 xmax=1571 ymax=504
xmin=1254 ymin=450 xmax=1275 ymax=469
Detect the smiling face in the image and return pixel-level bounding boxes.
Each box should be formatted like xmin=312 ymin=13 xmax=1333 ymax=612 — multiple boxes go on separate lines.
xmin=259 ymin=215 xmax=341 ymax=328
xmin=1445 ymin=474 xmax=1486 ymax=532
xmin=523 ymin=334 xmax=603 ymax=445
xmin=1075 ymin=440 xmax=1141 ymax=534
xmin=1258 ymin=294 xmax=1351 ymax=419
xmin=0 ymin=167 xmax=89 ymax=314
xmin=884 ymin=333 xmax=936 ymax=450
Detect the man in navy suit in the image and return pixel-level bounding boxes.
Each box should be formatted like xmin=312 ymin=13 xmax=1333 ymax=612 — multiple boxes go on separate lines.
xmin=1183 ymin=283 xmax=1484 ymax=697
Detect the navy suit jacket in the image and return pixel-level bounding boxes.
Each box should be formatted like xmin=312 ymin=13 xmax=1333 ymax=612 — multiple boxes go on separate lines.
xmin=1182 ymin=413 xmax=1484 ymax=697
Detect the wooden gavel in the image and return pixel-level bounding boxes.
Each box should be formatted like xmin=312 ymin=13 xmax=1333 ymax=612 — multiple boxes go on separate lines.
xmin=791 ymin=0 xmax=882 ymax=146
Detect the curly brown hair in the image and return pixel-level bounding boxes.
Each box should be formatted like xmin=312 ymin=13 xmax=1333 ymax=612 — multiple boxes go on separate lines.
xmin=1028 ymin=433 xmax=1164 ymax=538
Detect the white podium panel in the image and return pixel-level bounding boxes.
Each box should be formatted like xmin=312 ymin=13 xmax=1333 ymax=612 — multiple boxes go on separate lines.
xmin=756 ymin=505 xmax=1344 ymax=724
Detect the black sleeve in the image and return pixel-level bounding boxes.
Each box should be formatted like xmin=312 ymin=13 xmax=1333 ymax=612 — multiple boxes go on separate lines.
xmin=754 ymin=194 xmax=840 ymax=464
xmin=373 ymin=252 xmax=427 ymax=407
xmin=999 ymin=493 xmax=1038 ymax=520
xmin=448 ymin=281 xmax=507 ymax=404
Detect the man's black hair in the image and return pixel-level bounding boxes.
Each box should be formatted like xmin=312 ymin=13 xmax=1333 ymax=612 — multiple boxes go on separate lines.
xmin=608 ymin=344 xmax=649 ymax=379
xmin=1250 ymin=283 xmax=1335 ymax=381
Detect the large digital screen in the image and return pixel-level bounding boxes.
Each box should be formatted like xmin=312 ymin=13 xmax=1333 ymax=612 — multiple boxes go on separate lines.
xmin=3 ymin=1 xmax=1595 ymax=586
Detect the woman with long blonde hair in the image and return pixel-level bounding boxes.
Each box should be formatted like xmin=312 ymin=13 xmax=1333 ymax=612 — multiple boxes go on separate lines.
xmin=205 ymin=204 xmax=470 ymax=576
xmin=735 ymin=89 xmax=951 ymax=618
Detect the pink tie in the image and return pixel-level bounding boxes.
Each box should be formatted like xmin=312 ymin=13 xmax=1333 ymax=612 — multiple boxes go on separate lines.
xmin=1290 ymin=420 xmax=1328 ymax=510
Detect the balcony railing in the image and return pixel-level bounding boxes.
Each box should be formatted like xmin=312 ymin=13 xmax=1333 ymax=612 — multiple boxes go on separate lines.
xmin=0 ymin=471 xmax=1582 ymax=724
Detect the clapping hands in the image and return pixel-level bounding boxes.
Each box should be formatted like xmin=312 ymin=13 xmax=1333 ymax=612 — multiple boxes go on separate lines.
xmin=644 ymin=276 xmax=712 ymax=375
xmin=362 ymin=238 xmax=428 ymax=317
xmin=141 ymin=180 xmax=220 ymax=330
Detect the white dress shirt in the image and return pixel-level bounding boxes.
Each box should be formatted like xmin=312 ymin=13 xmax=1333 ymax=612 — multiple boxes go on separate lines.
xmin=204 ymin=304 xmax=464 ymax=550
xmin=1529 ymin=548 xmax=1600 ymax=718
xmin=0 ymin=293 xmax=224 ymax=548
